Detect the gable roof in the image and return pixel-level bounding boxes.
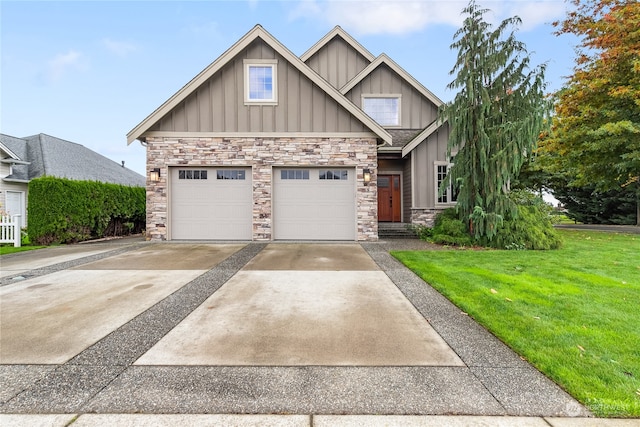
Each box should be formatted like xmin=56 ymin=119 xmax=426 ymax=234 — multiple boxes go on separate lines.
xmin=1 ymin=134 xmax=28 ymax=162
xmin=127 ymin=25 xmax=391 ymax=145
xmin=340 ymin=53 xmax=444 ymax=108
xmin=0 ymin=133 xmax=145 ymax=186
xmin=300 ymin=25 xmax=376 ymax=63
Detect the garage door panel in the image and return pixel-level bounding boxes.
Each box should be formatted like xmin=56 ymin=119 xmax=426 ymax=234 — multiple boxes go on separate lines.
xmin=171 ymin=167 xmax=252 ymax=240
xmin=274 ymin=168 xmax=356 ymax=240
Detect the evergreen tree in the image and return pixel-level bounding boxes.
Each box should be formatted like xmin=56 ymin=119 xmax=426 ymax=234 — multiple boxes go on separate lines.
xmin=440 ymin=0 xmax=552 ymax=239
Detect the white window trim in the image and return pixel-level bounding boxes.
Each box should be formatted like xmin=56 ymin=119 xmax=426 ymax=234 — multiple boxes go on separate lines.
xmin=434 ymin=161 xmax=457 ymax=206
xmin=244 ymin=59 xmax=278 ymax=105
xmin=361 ymin=94 xmax=402 ymax=127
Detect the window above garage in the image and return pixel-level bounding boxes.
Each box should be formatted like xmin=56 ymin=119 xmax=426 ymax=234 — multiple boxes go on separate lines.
xmin=362 ymin=95 xmax=401 ymax=127
xmin=244 ymin=59 xmax=278 ymax=105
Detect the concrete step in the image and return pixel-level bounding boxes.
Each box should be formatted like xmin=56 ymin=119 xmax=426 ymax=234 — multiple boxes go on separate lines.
xmin=378 ymin=223 xmax=417 ymax=239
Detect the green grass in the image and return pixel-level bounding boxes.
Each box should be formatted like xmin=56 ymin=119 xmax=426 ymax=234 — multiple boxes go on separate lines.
xmin=392 ymin=230 xmax=640 ymax=417
xmin=0 ymin=244 xmax=45 ymax=255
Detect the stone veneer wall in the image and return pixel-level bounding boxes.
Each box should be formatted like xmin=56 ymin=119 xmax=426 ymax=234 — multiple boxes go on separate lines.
xmin=410 ymin=208 xmax=441 ymax=227
xmin=145 ymin=136 xmax=378 ymax=241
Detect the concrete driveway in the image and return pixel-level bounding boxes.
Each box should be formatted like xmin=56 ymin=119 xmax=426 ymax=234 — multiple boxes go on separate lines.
xmin=0 ymin=239 xmax=590 ymax=419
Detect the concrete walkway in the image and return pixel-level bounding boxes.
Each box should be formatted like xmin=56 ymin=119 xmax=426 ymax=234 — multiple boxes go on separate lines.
xmin=0 ymin=238 xmax=634 ymax=425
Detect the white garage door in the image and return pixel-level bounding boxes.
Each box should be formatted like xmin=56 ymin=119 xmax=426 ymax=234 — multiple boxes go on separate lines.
xmin=170 ymin=167 xmax=252 ymax=240
xmin=273 ymin=168 xmax=356 ymax=240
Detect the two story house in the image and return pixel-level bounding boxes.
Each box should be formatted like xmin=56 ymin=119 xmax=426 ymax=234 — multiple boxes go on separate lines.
xmin=127 ymin=25 xmax=454 ymax=241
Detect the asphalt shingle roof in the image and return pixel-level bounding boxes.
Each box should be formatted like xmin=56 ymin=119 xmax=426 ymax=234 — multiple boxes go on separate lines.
xmin=1 ymin=133 xmax=145 ymax=187
xmin=386 ymin=129 xmax=424 ymax=148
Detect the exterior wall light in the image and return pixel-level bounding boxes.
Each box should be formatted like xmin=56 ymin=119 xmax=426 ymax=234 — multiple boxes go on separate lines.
xmin=363 ymin=168 xmax=371 ymax=185
xmin=150 ymin=168 xmax=161 ymax=182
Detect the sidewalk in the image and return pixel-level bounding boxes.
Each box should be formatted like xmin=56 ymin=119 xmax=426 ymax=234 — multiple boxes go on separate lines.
xmin=1 ymin=413 xmax=639 ymax=426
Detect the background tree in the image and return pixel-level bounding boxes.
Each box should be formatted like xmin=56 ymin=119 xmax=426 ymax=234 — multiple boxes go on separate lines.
xmin=538 ymin=0 xmax=640 ymax=225
xmin=439 ymin=0 xmax=552 ymax=239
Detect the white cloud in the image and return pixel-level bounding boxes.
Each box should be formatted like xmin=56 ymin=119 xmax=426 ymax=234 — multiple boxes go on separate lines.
xmin=506 ymin=2 xmax=566 ymax=30
xmin=45 ymin=50 xmax=85 ymax=82
xmin=289 ymin=0 xmax=566 ymax=35
xmin=103 ymin=38 xmax=138 ymax=57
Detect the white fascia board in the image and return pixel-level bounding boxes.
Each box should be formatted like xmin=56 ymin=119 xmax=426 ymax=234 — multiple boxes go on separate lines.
xmin=0 ymin=142 xmax=21 ymax=161
xmin=2 ymin=177 xmax=30 ymax=183
xmin=0 ymin=158 xmax=29 ymax=165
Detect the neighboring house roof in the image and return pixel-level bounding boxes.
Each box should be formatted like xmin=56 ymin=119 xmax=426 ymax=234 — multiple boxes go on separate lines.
xmin=127 ymin=24 xmax=392 ymax=146
xmin=0 ymin=133 xmax=145 ymax=186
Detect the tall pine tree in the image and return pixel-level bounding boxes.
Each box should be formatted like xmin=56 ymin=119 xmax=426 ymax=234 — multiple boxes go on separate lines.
xmin=440 ymin=1 xmax=551 ymax=239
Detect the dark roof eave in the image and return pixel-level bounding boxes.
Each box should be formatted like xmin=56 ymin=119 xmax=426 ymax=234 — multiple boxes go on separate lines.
xmin=2 ymin=177 xmax=30 ymax=183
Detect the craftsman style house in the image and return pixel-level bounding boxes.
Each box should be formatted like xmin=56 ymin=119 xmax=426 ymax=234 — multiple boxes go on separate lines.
xmin=128 ymin=25 xmax=454 ymax=241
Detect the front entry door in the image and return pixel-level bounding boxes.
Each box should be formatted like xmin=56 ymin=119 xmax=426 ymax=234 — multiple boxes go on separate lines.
xmin=377 ymin=175 xmax=401 ymax=222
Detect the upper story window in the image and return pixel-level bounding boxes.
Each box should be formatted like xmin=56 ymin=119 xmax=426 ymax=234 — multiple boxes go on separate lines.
xmin=362 ymin=95 xmax=401 ymax=126
xmin=244 ymin=60 xmax=277 ymax=104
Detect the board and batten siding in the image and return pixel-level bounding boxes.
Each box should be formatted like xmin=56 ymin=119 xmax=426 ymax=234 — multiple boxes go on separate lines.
xmin=304 ymin=36 xmax=372 ymax=90
xmin=345 ymin=64 xmax=438 ymax=130
xmin=411 ymin=129 xmax=449 ymax=209
xmin=149 ymin=39 xmax=368 ymax=134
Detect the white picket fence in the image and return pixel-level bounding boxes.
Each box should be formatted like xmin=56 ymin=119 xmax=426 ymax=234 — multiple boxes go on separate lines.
xmin=0 ymin=215 xmax=21 ymax=247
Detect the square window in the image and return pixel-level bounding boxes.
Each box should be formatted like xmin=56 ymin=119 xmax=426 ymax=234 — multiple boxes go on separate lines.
xmin=362 ymin=96 xmax=400 ymax=126
xmin=245 ymin=61 xmax=277 ymax=104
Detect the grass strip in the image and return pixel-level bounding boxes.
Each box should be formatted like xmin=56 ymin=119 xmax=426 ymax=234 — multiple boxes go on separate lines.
xmin=392 ymin=230 xmax=640 ymax=417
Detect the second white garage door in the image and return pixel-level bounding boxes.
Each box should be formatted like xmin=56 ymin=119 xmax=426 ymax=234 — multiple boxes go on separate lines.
xmin=273 ymin=168 xmax=356 ymax=240
xmin=170 ymin=167 xmax=252 ymax=240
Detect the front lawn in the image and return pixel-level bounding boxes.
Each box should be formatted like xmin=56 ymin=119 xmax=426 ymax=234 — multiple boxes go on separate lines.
xmin=392 ymin=230 xmax=640 ymax=417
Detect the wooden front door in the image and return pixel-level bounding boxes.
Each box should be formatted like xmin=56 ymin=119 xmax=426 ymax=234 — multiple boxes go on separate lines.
xmin=377 ymin=175 xmax=401 ymax=222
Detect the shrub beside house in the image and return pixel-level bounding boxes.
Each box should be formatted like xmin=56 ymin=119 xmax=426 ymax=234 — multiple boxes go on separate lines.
xmin=0 ymin=133 xmax=145 ymax=244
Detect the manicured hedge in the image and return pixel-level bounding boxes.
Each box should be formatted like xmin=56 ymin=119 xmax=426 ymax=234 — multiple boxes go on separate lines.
xmin=27 ymin=177 xmax=145 ymax=245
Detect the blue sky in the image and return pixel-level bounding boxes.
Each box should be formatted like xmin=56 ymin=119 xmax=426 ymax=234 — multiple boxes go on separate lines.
xmin=1 ymin=0 xmax=578 ymax=176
